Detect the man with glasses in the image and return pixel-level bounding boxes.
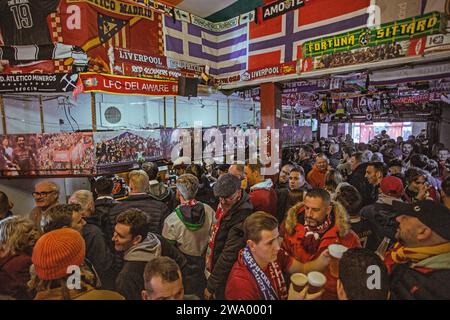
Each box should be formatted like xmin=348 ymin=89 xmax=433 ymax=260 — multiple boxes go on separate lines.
xmin=204 ymin=173 xmax=254 ymax=300
xmin=29 ymin=181 xmax=60 ymax=232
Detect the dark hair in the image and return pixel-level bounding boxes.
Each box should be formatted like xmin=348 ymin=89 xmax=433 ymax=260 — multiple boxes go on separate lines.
xmin=243 ymin=211 xmax=278 ymax=243
xmin=290 ymin=166 xmax=305 ymax=177
xmin=141 ymin=162 xmax=159 ymax=180
xmin=300 ymin=145 xmax=313 ymax=155
xmin=16 ymin=136 xmax=25 ymax=142
xmin=335 ymin=185 xmax=362 ymax=216
xmin=409 ymin=154 xmax=428 ymax=169
xmin=325 ymin=169 xmax=344 ymax=192
xmin=143 ymin=256 xmax=180 ymax=294
xmin=388 ymin=159 xmax=403 ymax=168
xmin=339 ymin=248 xmax=389 ymax=300
xmin=404 ymin=167 xmax=427 ymax=185
xmin=442 ymin=176 xmax=450 ymax=197
xmin=367 ymin=162 xmax=388 ymax=177
xmin=342 ymin=147 xmax=355 ymax=157
xmin=305 ymin=188 xmax=331 ymax=205
xmin=186 ymin=164 xmax=204 ymax=180
xmin=116 ymin=208 xmax=149 ymax=240
xmin=42 ymin=204 xmax=81 ymax=233
xmin=94 ymin=176 xmax=114 ymax=195
xmin=0 ymin=191 xmax=9 ymax=214
xmin=351 ymin=152 xmax=363 ymax=163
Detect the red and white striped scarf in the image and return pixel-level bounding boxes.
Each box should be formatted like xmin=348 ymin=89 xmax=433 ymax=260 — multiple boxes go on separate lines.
xmin=205 ymin=204 xmax=227 ymax=272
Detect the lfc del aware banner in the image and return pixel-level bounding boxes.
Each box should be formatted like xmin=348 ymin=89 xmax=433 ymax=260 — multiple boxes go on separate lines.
xmin=75 ymin=72 xmax=178 ymax=96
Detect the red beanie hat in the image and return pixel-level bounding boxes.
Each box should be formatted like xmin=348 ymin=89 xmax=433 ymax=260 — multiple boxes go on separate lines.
xmin=32 ymin=228 xmax=86 ymax=280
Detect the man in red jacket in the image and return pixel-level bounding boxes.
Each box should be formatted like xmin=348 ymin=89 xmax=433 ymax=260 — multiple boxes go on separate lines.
xmin=244 ymin=162 xmax=278 ymax=217
xmin=225 ymin=211 xmax=330 ymax=300
xmin=283 ymin=188 xmax=361 ymax=299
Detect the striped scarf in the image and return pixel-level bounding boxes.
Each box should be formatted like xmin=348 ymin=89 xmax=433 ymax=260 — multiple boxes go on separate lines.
xmin=390 ymin=242 xmax=450 ymax=264
xmin=242 ymin=246 xmax=287 ymax=300
xmin=302 ymin=213 xmax=333 ymax=254
xmin=205 ymin=204 xmax=226 ymax=273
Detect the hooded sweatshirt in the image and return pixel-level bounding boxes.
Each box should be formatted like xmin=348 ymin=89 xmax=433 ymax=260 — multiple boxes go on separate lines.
xmin=115 ymin=233 xmax=162 ymax=300
xmin=162 ymin=202 xmax=213 ymax=257
xmin=115 ymin=233 xmax=193 ymax=300
xmin=249 ymin=179 xmax=277 ymax=216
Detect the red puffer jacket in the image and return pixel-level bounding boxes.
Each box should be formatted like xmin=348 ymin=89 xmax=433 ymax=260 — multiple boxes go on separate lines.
xmin=283 ymin=202 xmax=361 ymax=300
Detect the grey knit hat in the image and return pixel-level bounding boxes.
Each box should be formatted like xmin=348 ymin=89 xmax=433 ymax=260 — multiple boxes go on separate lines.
xmin=213 ymin=173 xmax=242 ymax=198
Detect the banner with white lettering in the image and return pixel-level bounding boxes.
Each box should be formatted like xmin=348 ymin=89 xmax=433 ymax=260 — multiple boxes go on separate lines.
xmin=75 ymin=72 xmax=178 ymax=96
xmin=0 ymin=73 xmax=79 ymax=93
xmin=112 ymin=48 xmax=203 ymax=80
xmin=262 ymin=0 xmax=305 ymax=21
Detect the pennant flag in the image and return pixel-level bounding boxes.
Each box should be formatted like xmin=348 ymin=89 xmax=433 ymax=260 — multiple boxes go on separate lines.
xmin=163 ymin=15 xmax=248 ymax=77
xmin=248 ymin=0 xmax=370 ymax=70
xmin=98 ymin=14 xmax=129 ymax=44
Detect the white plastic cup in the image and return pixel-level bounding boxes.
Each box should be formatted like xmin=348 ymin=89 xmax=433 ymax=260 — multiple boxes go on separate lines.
xmin=328 ymin=244 xmax=348 ymax=278
xmin=307 ymin=271 xmax=326 ymax=294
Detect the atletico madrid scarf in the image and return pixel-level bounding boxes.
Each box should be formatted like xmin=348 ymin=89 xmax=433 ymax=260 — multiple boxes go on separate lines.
xmin=390 ymin=242 xmax=450 ymax=264
xmin=242 ymin=246 xmax=287 ymax=300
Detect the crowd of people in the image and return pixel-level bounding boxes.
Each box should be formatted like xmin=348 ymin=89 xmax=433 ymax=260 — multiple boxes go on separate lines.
xmin=316 ymin=43 xmax=403 ymax=70
xmin=96 ymin=132 xmax=162 ymax=165
xmin=0 ymin=134 xmax=96 ymax=176
xmin=1 ymin=129 xmax=450 ymax=300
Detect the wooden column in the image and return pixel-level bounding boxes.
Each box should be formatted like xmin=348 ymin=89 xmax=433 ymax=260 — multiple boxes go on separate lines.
xmin=216 ymin=100 xmax=219 ymax=126
xmin=163 ymin=97 xmax=167 ymax=128
xmin=0 ymin=95 xmax=6 ymax=134
xmin=174 ymin=96 xmax=177 ymax=128
xmin=227 ymin=98 xmax=230 ymax=126
xmin=91 ymin=92 xmax=97 ymax=132
xmin=39 ymin=95 xmax=45 ymax=133
xmin=259 ymin=82 xmax=282 ymax=130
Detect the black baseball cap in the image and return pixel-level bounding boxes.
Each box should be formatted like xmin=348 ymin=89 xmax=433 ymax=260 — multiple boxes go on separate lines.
xmin=393 ymin=200 xmax=450 ymax=241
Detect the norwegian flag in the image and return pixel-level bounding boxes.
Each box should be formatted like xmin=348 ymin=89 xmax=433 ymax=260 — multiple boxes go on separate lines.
xmin=249 ymin=0 xmax=370 ymax=70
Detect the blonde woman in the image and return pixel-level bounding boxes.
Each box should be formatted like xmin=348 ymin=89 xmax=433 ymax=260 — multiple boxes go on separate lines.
xmin=0 ymin=216 xmax=39 ymax=299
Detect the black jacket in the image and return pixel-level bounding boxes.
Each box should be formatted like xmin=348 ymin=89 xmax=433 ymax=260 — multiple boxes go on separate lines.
xmin=148 ymin=181 xmax=178 ymax=213
xmin=390 ymin=257 xmax=450 ymax=300
xmin=94 ymin=197 xmax=118 ymax=247
xmin=276 ymin=183 xmax=311 ymax=223
xmin=115 ymin=234 xmax=193 ymax=300
xmin=196 ymin=175 xmax=218 ymax=210
xmin=207 ymin=192 xmax=254 ymax=299
xmin=82 ymin=217 xmax=117 ymax=290
xmin=298 ymin=158 xmax=314 ymax=176
xmin=110 ymin=194 xmax=170 ymax=235
xmin=348 ymin=163 xmax=377 ymax=207
xmin=360 ymin=201 xmax=399 ymax=246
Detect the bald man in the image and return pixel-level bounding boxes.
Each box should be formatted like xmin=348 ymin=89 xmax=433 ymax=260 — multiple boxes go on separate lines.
xmin=29 ymin=180 xmax=60 ymax=231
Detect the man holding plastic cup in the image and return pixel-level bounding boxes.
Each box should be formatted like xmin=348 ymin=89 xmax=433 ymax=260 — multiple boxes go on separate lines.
xmin=225 ymin=211 xmax=330 ymax=300
xmin=283 ymin=189 xmax=361 ymax=299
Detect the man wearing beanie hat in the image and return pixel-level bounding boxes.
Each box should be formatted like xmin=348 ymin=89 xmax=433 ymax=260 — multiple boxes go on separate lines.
xmin=385 ymin=200 xmax=450 ymax=299
xmin=204 ymin=173 xmax=253 ymax=300
xmin=31 ymin=228 xmax=124 ymax=300
xmin=361 ymin=176 xmax=405 ymax=248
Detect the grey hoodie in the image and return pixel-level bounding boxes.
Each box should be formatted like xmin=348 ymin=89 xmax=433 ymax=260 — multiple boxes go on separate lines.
xmin=123 ymin=233 xmax=161 ymax=262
